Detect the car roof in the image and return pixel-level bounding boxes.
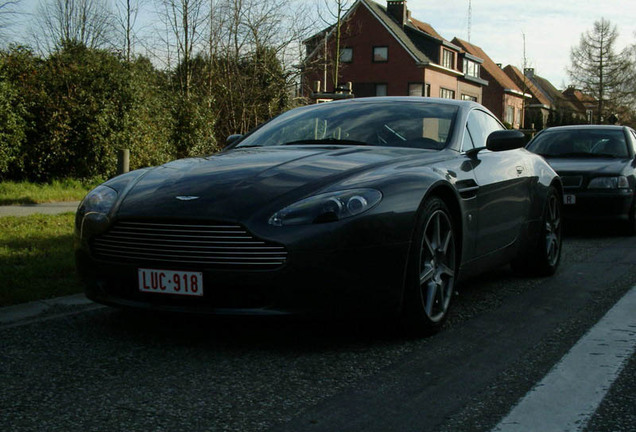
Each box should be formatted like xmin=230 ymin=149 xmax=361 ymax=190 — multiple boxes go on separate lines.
xmin=541 ymin=125 xmax=630 ymax=132
xmin=319 ymin=96 xmax=482 ymax=109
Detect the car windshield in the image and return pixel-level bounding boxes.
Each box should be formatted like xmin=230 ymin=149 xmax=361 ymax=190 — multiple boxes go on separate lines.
xmin=527 ymin=129 xmax=629 ymax=158
xmin=236 ymin=101 xmax=458 ymax=150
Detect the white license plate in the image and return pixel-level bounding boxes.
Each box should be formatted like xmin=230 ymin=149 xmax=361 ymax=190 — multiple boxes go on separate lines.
xmin=563 ymin=194 xmax=576 ymax=205
xmin=138 ymin=268 xmax=203 ymax=296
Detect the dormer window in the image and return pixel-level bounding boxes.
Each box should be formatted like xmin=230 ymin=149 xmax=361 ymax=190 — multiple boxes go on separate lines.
xmin=463 ymin=59 xmax=480 ymax=78
xmin=442 ymin=49 xmax=454 ymax=69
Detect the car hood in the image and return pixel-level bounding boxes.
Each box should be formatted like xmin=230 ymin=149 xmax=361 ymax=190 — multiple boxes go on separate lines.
xmin=116 ymin=146 xmax=435 ymax=220
xmin=545 ymin=157 xmax=630 ymax=175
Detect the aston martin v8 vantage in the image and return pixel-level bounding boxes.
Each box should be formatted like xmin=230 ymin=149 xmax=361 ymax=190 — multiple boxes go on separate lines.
xmin=75 ymin=97 xmax=563 ymax=334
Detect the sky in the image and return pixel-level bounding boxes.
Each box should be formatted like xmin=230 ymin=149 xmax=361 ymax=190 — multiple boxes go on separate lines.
xmin=405 ymin=0 xmax=636 ymax=88
xmin=8 ymin=0 xmax=636 ymax=90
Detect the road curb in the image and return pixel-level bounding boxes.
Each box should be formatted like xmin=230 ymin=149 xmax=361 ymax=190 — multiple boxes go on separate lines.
xmin=0 ymin=293 xmax=99 ymax=326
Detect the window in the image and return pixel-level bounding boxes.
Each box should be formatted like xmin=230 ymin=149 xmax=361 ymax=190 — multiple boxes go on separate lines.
xmin=442 ymin=49 xmax=454 ymax=69
xmin=462 ymin=59 xmax=480 ymax=78
xmin=439 ymin=88 xmax=455 ymax=99
xmin=373 ymin=46 xmax=388 ymax=62
xmin=408 ymin=83 xmax=424 ymax=96
xmin=375 ymin=83 xmax=388 ymax=96
xmin=425 ymin=84 xmax=431 ymax=97
xmin=505 ymin=105 xmax=514 ymax=125
xmin=340 ymin=47 xmax=353 ymax=63
xmin=466 ymin=109 xmax=504 ymax=149
xmin=461 ymin=94 xmax=477 ymax=102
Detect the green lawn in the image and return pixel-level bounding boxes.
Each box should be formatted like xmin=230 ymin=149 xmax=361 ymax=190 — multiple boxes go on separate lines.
xmin=0 ymin=179 xmax=101 ymax=205
xmin=0 ymin=213 xmax=82 ymax=306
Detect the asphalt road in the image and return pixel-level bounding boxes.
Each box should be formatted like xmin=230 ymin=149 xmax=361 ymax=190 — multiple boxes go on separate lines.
xmin=1 ymin=226 xmax=634 ymax=432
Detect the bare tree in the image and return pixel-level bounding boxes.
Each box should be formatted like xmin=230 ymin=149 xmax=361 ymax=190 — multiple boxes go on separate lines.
xmin=0 ymin=0 xmax=21 ymax=39
xmin=568 ymin=18 xmax=635 ymax=123
xmin=114 ymin=0 xmax=146 ymax=61
xmin=318 ymin=0 xmax=354 ymax=90
xmin=156 ymin=0 xmax=208 ymax=98
xmin=33 ymin=0 xmax=115 ymax=53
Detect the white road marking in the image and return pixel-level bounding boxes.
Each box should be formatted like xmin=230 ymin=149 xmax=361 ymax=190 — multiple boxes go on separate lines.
xmin=493 ymin=286 xmax=636 ymax=432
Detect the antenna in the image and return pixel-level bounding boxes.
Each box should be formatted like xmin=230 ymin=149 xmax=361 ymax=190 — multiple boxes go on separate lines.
xmin=467 ymin=0 xmax=472 ymax=42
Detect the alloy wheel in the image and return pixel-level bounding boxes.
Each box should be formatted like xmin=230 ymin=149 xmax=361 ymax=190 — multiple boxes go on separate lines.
xmin=419 ymin=209 xmax=456 ymax=323
xmin=545 ymin=193 xmax=561 ymax=267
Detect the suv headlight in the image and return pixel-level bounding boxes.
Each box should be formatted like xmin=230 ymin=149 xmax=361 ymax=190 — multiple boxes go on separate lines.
xmin=588 ymin=176 xmax=629 ymax=189
xmin=269 ymin=189 xmax=382 ymax=226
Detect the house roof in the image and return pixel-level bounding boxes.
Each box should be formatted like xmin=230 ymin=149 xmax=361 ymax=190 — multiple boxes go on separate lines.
xmin=361 ymin=0 xmax=432 ymax=65
xmin=452 ymin=38 xmax=523 ymax=95
xmin=503 ymin=65 xmax=551 ymax=107
xmin=533 ymin=75 xmax=580 ymax=112
xmin=562 ymin=86 xmax=596 ymax=110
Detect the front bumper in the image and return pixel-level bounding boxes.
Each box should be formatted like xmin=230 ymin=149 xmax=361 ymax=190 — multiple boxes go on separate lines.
xmin=561 ymin=189 xmax=634 ymax=221
xmin=76 ymin=237 xmax=411 ymax=318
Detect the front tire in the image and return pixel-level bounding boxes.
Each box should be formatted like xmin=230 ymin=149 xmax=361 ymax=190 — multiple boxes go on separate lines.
xmin=402 ymin=197 xmax=457 ymax=336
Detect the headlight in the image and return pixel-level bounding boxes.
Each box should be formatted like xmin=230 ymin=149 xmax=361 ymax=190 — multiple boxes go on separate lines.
xmin=587 ymin=176 xmax=629 ymax=189
xmin=79 ymin=185 xmax=118 ymax=214
xmin=76 ymin=185 xmax=118 ymax=237
xmin=268 ymin=189 xmax=382 ymax=226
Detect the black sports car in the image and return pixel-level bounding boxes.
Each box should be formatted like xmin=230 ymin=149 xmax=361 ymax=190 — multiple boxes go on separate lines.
xmin=75 ymin=97 xmax=562 ymax=334
xmin=526 ymin=125 xmax=636 ymax=235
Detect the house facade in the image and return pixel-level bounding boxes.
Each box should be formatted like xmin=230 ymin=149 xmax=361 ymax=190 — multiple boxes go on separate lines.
xmin=452 ymin=38 xmax=526 ymax=129
xmin=302 ymin=0 xmax=486 ymax=103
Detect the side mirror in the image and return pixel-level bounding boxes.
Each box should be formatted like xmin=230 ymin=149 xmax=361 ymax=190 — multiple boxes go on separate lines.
xmin=225 ymin=134 xmax=243 ymax=147
xmin=486 ymin=130 xmax=525 ymax=152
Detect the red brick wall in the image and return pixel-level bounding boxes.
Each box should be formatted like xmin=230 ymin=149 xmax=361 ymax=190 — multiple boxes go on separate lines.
xmin=303 ymin=3 xmax=425 ymax=96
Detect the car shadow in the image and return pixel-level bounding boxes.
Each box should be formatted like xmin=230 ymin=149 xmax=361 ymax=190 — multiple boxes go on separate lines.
xmin=89 ymin=307 xmax=418 ymax=353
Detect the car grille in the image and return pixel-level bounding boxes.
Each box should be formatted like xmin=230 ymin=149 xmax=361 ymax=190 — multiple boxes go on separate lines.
xmin=91 ymin=220 xmax=287 ymax=269
xmin=561 ymin=175 xmax=583 ymax=189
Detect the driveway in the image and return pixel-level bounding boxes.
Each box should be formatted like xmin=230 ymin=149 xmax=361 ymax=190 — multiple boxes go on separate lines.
xmin=0 ymin=201 xmax=80 ymax=217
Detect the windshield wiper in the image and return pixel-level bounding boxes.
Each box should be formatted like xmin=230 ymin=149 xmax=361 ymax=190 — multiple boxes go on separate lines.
xmin=281 ymin=138 xmax=369 ymax=146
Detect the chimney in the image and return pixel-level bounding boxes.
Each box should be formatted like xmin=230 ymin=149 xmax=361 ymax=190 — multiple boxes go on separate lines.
xmin=524 ymin=68 xmax=535 ymax=78
xmin=387 ymin=1 xmax=408 ymax=26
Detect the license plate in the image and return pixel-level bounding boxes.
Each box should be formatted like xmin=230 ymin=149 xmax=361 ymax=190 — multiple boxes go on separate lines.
xmin=563 ymin=194 xmax=576 ymax=205
xmin=138 ymin=268 xmax=203 ymax=296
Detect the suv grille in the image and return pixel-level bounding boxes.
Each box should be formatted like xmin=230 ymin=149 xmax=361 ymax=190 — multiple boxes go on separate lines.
xmin=91 ymin=220 xmax=287 ymax=269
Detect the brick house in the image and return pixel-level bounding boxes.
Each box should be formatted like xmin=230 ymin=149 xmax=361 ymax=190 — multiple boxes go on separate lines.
xmin=452 ymin=38 xmax=526 ymax=129
xmin=302 ymin=0 xmax=486 ymax=103
xmin=505 ymin=67 xmax=585 ymax=128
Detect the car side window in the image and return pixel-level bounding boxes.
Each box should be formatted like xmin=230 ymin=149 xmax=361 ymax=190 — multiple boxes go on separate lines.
xmin=630 ymin=129 xmax=636 ymax=155
xmin=466 ymin=110 xmax=504 ymax=149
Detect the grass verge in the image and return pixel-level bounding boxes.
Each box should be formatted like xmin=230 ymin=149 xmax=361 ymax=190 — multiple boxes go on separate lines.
xmin=0 ymin=179 xmax=102 ymax=205
xmin=0 ymin=213 xmax=81 ymax=306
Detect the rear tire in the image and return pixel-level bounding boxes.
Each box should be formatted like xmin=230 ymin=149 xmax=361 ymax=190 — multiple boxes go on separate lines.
xmin=511 ymin=186 xmax=562 ymax=276
xmin=402 ymin=197 xmax=457 ymax=336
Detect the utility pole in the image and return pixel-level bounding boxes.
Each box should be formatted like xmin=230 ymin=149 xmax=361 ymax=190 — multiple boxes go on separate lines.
xmin=467 ymin=0 xmax=472 ymax=42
